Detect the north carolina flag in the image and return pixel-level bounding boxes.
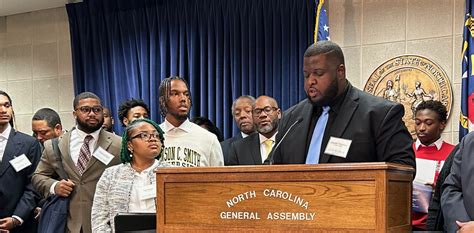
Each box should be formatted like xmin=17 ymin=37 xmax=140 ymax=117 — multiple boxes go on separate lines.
xmin=314 ymin=0 xmax=330 ymax=43
xmin=459 ymin=0 xmax=474 ymax=140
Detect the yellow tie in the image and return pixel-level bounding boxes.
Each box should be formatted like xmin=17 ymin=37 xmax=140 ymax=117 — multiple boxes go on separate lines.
xmin=264 ymin=139 xmax=274 ymax=158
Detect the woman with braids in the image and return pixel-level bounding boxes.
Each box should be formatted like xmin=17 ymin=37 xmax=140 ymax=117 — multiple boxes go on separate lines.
xmin=91 ymin=118 xmax=166 ymax=232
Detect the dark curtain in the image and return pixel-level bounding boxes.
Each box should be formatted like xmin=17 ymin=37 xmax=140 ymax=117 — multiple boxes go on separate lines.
xmin=66 ymin=0 xmax=315 ymax=138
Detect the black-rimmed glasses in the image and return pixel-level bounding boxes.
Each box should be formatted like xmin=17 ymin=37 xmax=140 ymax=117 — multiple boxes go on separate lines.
xmin=76 ymin=106 xmax=103 ymax=114
xmin=253 ymin=106 xmax=278 ymax=115
xmin=130 ymin=132 xmax=160 ymax=141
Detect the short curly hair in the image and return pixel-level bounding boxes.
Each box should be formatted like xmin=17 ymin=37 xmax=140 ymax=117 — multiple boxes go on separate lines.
xmin=415 ymin=100 xmax=448 ymax=122
xmin=117 ymin=99 xmax=150 ymax=127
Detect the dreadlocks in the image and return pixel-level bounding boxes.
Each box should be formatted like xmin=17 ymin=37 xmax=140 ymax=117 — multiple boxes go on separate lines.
xmin=158 ymin=76 xmax=192 ymax=118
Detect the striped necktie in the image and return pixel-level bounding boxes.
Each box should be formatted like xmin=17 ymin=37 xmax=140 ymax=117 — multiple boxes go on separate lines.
xmin=77 ymin=135 xmax=93 ymax=175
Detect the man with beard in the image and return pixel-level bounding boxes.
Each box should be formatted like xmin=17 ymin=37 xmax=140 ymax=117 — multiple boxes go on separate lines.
xmin=221 ymin=95 xmax=256 ymax=165
xmin=158 ymin=76 xmax=223 ymax=167
xmin=270 ymin=41 xmax=415 ymax=169
xmin=32 ymin=92 xmax=121 ymax=233
xmin=228 ymin=96 xmax=281 ymax=165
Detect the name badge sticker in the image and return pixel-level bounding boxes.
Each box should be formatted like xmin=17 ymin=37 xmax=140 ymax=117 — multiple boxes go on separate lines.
xmin=324 ymin=137 xmax=352 ymax=158
xmin=93 ymin=147 xmax=114 ymax=165
xmin=141 ymin=184 xmax=156 ymax=200
xmin=9 ymin=154 xmax=32 ymax=172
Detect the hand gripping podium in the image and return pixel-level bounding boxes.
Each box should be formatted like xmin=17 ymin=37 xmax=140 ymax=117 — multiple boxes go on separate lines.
xmin=155 ymin=162 xmax=414 ymax=232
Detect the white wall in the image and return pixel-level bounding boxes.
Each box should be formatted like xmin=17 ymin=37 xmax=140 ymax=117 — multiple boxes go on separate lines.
xmin=0 ymin=7 xmax=75 ymax=134
xmin=328 ymin=0 xmax=464 ymax=144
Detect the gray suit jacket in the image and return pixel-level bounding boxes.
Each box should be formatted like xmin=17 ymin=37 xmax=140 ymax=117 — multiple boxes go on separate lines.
xmin=32 ymin=129 xmax=121 ymax=233
xmin=228 ymin=133 xmax=263 ymax=165
xmin=441 ymin=132 xmax=474 ymax=233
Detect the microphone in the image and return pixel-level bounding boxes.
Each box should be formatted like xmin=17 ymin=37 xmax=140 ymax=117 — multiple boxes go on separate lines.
xmin=264 ymin=117 xmax=303 ymax=165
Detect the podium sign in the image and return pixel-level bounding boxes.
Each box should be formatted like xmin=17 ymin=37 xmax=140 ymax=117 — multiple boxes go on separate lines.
xmin=156 ymin=163 xmax=413 ymax=232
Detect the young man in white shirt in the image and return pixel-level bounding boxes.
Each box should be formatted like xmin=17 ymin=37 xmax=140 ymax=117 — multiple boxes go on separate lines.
xmin=158 ymin=76 xmax=223 ymax=167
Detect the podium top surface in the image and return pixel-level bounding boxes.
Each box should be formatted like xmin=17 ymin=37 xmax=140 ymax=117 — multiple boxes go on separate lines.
xmin=155 ymin=162 xmax=414 ymax=174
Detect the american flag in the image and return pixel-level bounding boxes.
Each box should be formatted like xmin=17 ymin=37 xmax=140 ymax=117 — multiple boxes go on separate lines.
xmin=314 ymin=0 xmax=330 ymax=43
xmin=459 ymin=0 xmax=474 ymax=140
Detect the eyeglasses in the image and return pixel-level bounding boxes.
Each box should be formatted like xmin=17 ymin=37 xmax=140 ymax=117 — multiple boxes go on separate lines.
xmin=130 ymin=132 xmax=160 ymax=141
xmin=76 ymin=106 xmax=103 ymax=114
xmin=253 ymin=106 xmax=278 ymax=115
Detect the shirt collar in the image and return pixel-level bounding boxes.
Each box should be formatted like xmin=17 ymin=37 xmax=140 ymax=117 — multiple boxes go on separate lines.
xmin=129 ymin=159 xmax=160 ymax=174
xmin=74 ymin=126 xmax=101 ymax=142
xmin=0 ymin=124 xmax=12 ymax=141
xmin=259 ymin=132 xmax=277 ymax=144
xmin=328 ymin=81 xmax=349 ymax=115
xmin=241 ymin=132 xmax=250 ymax=138
xmin=162 ymin=118 xmax=192 ymax=133
xmin=311 ymin=82 xmax=349 ymax=116
xmin=415 ymin=137 xmax=443 ymax=151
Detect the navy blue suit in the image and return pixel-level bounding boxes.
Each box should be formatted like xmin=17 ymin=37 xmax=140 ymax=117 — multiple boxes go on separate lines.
xmin=0 ymin=129 xmax=42 ymax=232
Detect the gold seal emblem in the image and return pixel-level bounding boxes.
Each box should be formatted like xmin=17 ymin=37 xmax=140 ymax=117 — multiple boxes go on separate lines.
xmin=363 ymin=55 xmax=453 ymax=136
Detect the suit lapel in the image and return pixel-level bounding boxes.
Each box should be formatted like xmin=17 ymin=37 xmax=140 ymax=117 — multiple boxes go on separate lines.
xmin=59 ymin=131 xmax=81 ymax=179
xmin=83 ymin=130 xmax=112 ymax=173
xmin=299 ymin=100 xmax=315 ymax=159
xmin=320 ymin=85 xmax=359 ymax=163
xmin=0 ymin=130 xmax=23 ymax=177
xmin=250 ymin=134 xmax=262 ymax=164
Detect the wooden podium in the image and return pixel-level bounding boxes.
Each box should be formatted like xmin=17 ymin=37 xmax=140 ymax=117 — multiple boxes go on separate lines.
xmin=156 ymin=162 xmax=414 ymax=232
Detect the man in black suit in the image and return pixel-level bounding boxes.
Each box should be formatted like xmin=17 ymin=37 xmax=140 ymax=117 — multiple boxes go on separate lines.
xmin=221 ymin=95 xmax=256 ymax=165
xmin=0 ymin=91 xmax=42 ymax=232
xmin=228 ymin=96 xmax=281 ymax=165
xmin=270 ymin=41 xmax=415 ymax=168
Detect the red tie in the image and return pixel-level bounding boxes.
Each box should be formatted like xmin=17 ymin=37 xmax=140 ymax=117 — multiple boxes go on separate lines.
xmin=77 ymin=135 xmax=93 ymax=175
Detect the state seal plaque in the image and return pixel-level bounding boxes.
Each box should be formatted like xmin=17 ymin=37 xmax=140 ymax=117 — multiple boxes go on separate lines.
xmin=363 ymin=55 xmax=453 ymax=136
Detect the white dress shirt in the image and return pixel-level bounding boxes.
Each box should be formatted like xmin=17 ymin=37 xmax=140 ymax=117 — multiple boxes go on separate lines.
xmin=128 ymin=160 xmax=160 ymax=213
xmin=0 ymin=123 xmax=12 ymax=162
xmin=0 ymin=124 xmax=24 ymax=224
xmin=241 ymin=132 xmax=250 ymax=138
xmin=415 ymin=137 xmax=443 ymax=151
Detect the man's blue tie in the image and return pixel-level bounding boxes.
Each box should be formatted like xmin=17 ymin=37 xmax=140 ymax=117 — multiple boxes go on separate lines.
xmin=306 ymin=106 xmax=330 ymax=164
